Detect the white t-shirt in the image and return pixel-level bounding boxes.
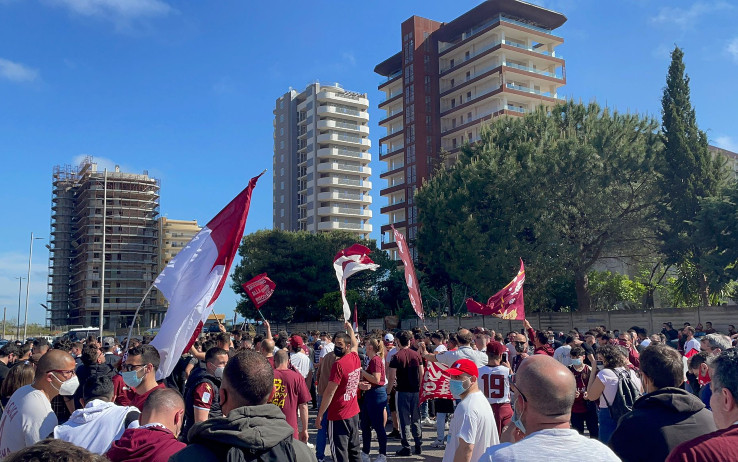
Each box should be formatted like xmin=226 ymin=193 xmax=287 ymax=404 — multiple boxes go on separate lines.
xmin=684 ymin=338 xmax=701 ymax=355
xmin=639 ymin=338 xmax=651 ymax=348
xmin=553 ymin=345 xmax=572 ymax=367
xmin=480 ymin=428 xmax=620 ymax=461
xmin=0 ymin=385 xmax=57 ymax=457
xmin=319 ymin=341 xmax=334 ymax=359
xmin=443 ymin=390 xmax=499 ymax=462
xmin=505 ymin=342 xmax=517 ymax=360
xmin=434 ymin=344 xmax=448 ymax=354
xmin=477 ymin=365 xmax=511 ymax=404
xmin=53 ymin=399 xmax=138 ymax=455
xmin=437 ymin=346 xmax=488 ymax=368
xmin=289 ymin=351 xmax=311 ymax=378
xmin=596 ymin=367 xmax=642 ymax=408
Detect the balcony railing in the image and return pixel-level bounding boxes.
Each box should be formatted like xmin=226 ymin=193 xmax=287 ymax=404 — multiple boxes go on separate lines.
xmin=380 ymin=69 xmax=402 ymax=84
xmin=505 ymin=82 xmax=561 ymax=99
xmin=442 ymin=62 xmax=500 ymax=92
xmin=439 ymin=15 xmax=560 ymax=54
xmin=441 ymin=84 xmax=501 ymax=113
xmin=504 ymin=61 xmax=562 ymax=79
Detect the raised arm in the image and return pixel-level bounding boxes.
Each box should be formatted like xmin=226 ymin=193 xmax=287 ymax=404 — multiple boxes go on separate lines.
xmin=345 ymin=321 xmax=358 ymax=353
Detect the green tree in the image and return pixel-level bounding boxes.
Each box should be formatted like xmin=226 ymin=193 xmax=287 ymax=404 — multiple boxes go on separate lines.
xmin=657 ymin=46 xmax=728 ymax=306
xmin=416 ymin=101 xmax=662 ymax=313
xmin=230 ymin=230 xmax=401 ymax=322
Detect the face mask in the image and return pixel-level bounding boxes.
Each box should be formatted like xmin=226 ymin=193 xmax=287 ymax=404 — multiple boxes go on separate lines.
xmin=449 ymin=378 xmax=469 ymax=399
xmin=571 ymin=358 xmax=582 ymax=366
xmin=121 ymin=368 xmax=144 ymax=389
xmin=52 ymin=374 xmax=80 ymax=396
xmin=511 ymin=394 xmax=526 ymax=434
xmin=334 ymin=346 xmax=346 ymax=357
xmin=214 ymin=366 xmax=224 ymax=379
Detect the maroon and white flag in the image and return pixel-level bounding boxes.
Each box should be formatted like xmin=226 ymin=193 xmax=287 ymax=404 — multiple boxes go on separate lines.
xmin=151 ymin=173 xmax=262 ymax=379
xmin=392 ymin=226 xmax=424 ymax=320
xmin=333 ymin=244 xmax=379 ymax=321
xmin=242 ymin=273 xmax=276 ymax=309
xmin=466 ymin=259 xmax=526 ymax=320
xmin=420 ymin=361 xmax=453 ymax=403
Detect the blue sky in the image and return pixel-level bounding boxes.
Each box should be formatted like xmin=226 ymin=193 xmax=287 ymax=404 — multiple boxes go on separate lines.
xmin=1 ymin=0 xmax=737 ymax=326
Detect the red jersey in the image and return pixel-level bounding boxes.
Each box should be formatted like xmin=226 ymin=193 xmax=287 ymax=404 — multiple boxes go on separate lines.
xmin=131 ymin=383 xmax=166 ymax=412
xmin=272 ymin=368 xmax=311 ymax=438
xmin=327 ymin=352 xmax=361 ymax=421
xmin=568 ymin=364 xmax=591 ymax=413
xmin=366 ymin=355 xmax=385 ymax=388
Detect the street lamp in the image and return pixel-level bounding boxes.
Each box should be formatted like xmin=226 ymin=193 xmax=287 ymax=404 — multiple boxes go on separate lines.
xmin=15 ymin=277 xmax=25 ymax=340
xmin=24 ymin=233 xmax=45 ymax=340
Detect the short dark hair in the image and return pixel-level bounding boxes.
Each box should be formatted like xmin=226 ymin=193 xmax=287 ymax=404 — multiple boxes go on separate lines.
xmin=128 ymin=344 xmax=160 ymax=369
xmin=216 ymin=332 xmax=230 ymax=344
xmin=224 ymin=350 xmax=274 ymax=406
xmin=334 ymin=332 xmax=350 ymax=345
xmin=570 ymin=346 xmax=585 ymax=357
xmin=4 ymin=438 xmax=108 ymax=462
xmin=0 ymin=344 xmax=18 ymax=358
xmin=33 ymin=338 xmax=50 ymax=347
xmin=456 ymin=330 xmax=473 ymax=346
xmin=689 ymin=351 xmax=710 ymax=370
xmin=82 ymin=375 xmax=114 ymax=402
xmin=205 ymin=347 xmax=228 ymax=363
xmin=640 ymin=344 xmax=684 ymax=388
xmin=710 ymin=348 xmax=738 ymax=400
xmin=396 ymin=331 xmax=412 ymax=347
xmin=81 ymin=346 xmax=101 ymax=366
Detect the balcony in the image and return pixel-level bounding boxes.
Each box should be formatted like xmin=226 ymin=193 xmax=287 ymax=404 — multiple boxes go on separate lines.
xmin=379 ymin=163 xmax=405 ymax=179
xmin=317 ymin=119 xmax=370 ymax=134
xmin=504 ymin=82 xmax=562 ymax=100
xmin=379 ymin=145 xmax=405 ymax=161
xmin=317 ymin=192 xmax=372 ymax=204
xmin=503 ymin=61 xmax=563 ymax=80
xmin=440 ymin=85 xmax=502 ymax=115
xmin=440 ymin=38 xmax=562 ymax=74
xmin=317 ymin=162 xmax=372 ymax=176
xmin=317 ymin=90 xmax=369 ymax=108
xmin=378 ymin=92 xmax=402 ymax=109
xmin=317 ymin=207 xmax=372 ymax=218
xmin=379 ymin=128 xmax=404 ymax=145
xmin=317 ymin=105 xmax=369 ymax=121
xmin=317 ymin=177 xmax=372 ymax=189
xmin=380 ymin=202 xmax=406 ymax=214
xmin=316 ymin=132 xmax=371 ymax=148
xmin=318 ymin=221 xmax=373 ymax=233
xmin=378 ymin=69 xmax=402 ymax=89
xmin=316 ymin=147 xmax=371 ymax=161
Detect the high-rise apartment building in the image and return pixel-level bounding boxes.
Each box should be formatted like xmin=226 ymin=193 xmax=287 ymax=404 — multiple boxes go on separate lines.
xmin=375 ymin=0 xmax=566 ymax=258
xmin=47 ymin=157 xmax=161 ymax=329
xmin=273 ymin=82 xmax=372 ymax=238
xmin=157 ymin=217 xmax=201 ymax=307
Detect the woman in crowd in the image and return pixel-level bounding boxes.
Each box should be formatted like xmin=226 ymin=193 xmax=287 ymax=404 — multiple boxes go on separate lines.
xmin=359 ymin=336 xmax=388 ymax=462
xmin=585 ymin=344 xmax=642 ymax=444
xmin=0 ymin=362 xmax=35 ymax=411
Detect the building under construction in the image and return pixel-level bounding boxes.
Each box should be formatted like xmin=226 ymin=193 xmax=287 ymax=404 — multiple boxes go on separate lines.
xmin=48 ymin=156 xmax=162 ymax=330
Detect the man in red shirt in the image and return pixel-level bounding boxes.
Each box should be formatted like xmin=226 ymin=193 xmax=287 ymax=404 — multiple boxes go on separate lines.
xmin=524 ymin=319 xmax=554 ymax=356
xmin=272 ymin=350 xmax=311 ymax=442
xmin=667 ymin=349 xmax=738 ymax=461
xmin=316 ymin=322 xmax=361 ymax=462
xmin=122 ymin=344 xmax=165 ymax=412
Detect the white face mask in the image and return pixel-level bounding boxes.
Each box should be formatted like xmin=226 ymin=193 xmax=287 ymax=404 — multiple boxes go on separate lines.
xmin=52 ymin=373 xmax=80 ymax=396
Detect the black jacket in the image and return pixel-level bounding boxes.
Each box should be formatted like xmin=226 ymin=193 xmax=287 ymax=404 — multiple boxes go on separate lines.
xmin=609 ymin=387 xmax=717 ymax=462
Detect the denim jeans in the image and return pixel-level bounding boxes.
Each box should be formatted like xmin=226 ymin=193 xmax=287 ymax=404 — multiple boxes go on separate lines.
xmin=316 ymin=396 xmax=328 ymax=460
xmin=361 ymin=386 xmax=388 ymax=455
xmin=598 ymin=407 xmax=616 ymax=444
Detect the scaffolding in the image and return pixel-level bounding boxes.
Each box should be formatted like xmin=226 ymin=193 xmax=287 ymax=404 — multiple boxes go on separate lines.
xmin=47 ymin=157 xmax=162 ymax=330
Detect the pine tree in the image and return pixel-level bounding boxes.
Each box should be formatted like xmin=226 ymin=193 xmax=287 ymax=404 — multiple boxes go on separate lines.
xmin=658 ymin=46 xmax=725 ymax=306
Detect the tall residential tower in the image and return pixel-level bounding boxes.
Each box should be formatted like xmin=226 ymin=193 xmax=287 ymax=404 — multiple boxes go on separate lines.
xmin=375 ymin=0 xmax=566 ymax=258
xmin=273 ymin=82 xmax=372 ymax=238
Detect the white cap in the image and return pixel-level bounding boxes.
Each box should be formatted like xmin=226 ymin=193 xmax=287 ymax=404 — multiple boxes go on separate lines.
xmin=384 ymin=333 xmax=394 ymax=343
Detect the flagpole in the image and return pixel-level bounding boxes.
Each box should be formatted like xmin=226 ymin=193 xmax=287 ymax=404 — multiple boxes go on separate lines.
xmin=124 ymin=283 xmax=155 ymax=354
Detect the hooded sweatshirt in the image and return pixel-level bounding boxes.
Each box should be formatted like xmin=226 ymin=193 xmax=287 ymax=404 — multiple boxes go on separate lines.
xmin=609 ymin=387 xmax=717 ymax=462
xmin=169 ymin=404 xmax=316 ymax=462
xmin=53 ymin=399 xmax=139 ymax=454
xmin=107 ymin=425 xmax=185 ymax=462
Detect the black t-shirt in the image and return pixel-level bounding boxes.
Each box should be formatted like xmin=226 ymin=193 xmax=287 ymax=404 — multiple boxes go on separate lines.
xmin=582 ymin=342 xmax=596 ymax=366
xmin=0 ymin=362 xmax=9 ymax=388
xmin=389 ymin=348 xmax=423 ymax=392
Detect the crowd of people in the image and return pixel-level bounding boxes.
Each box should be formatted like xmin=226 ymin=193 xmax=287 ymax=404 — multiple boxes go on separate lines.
xmin=0 ymin=318 xmax=736 ymax=462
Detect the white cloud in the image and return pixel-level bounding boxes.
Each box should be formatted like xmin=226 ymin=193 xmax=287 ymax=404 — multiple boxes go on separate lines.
xmin=46 ymin=0 xmax=174 ymax=30
xmin=651 ymin=2 xmax=733 ymax=29
xmin=728 ymin=38 xmax=738 ymax=62
xmin=714 ymin=136 xmax=738 ymax=153
xmin=0 ymin=58 xmax=39 ymax=83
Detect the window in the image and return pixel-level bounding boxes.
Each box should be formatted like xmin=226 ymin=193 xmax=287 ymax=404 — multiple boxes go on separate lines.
xmin=280 ymin=195 xmax=284 ymax=204
xmin=280 ymin=154 xmax=284 ymax=162
xmin=467 ymin=112 xmax=472 ymax=122
xmin=280 ymin=127 xmax=284 ymax=136
xmin=280 ymin=100 xmax=284 ymax=109
xmin=280 ymin=181 xmax=284 ymax=190
xmin=280 ymin=140 xmax=284 ymax=149
xmin=465 ymin=51 xmax=470 ymax=60
xmin=467 ymin=91 xmax=472 ymax=100
xmin=451 ymin=98 xmax=456 ymax=108
xmin=280 ymin=168 xmax=284 ymax=176
xmin=450 ymin=78 xmax=455 ymax=87
xmin=280 ymin=209 xmax=285 ymax=217
xmin=280 ymin=114 xmax=284 ymax=123
xmin=466 ymin=71 xmax=471 ymax=81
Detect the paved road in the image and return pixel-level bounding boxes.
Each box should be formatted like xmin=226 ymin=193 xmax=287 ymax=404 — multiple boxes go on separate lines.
xmin=302 ymin=407 xmax=446 ymax=462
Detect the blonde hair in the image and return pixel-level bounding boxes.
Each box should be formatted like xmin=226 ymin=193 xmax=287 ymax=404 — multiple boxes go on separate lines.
xmin=365 ymin=337 xmax=385 ymax=358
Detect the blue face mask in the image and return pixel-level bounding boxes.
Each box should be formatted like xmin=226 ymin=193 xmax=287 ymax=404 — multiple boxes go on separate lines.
xmin=449 ymin=378 xmax=469 ymax=399
xmin=121 ymin=369 xmax=144 ymax=389
xmin=571 ymin=358 xmax=583 ymax=366
xmin=511 ymin=394 xmax=526 ymax=434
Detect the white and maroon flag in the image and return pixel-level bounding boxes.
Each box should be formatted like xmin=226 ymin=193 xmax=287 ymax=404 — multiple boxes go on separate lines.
xmin=420 ymin=361 xmax=453 ymax=403
xmin=151 ymin=173 xmax=263 ymax=379
xmin=333 ymin=244 xmax=379 ymax=321
xmin=242 ymin=273 xmax=276 ymax=309
xmin=392 ymin=226 xmax=424 ymax=320
xmin=466 ymin=259 xmax=526 ymax=320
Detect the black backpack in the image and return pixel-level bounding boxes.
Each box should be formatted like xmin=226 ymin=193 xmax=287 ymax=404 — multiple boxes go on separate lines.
xmin=603 ymin=368 xmax=641 ymax=423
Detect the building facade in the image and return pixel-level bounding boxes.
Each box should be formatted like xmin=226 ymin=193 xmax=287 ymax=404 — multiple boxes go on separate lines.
xmin=47 ymin=157 xmax=161 ymax=330
xmin=709 ymin=145 xmax=738 ymax=182
xmin=273 ymin=82 xmax=372 ymax=238
xmin=375 ymin=0 xmax=567 ymax=259
xmin=157 ymin=217 xmax=201 ymax=307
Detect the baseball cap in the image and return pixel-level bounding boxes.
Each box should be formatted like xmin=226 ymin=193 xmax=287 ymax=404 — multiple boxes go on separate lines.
xmin=289 ymin=335 xmax=304 ymax=347
xmin=485 ymin=340 xmax=507 ymax=357
xmin=102 ymin=337 xmax=115 ymax=348
xmin=444 ymin=359 xmax=479 ymax=378
xmin=384 ymin=333 xmax=394 ymax=343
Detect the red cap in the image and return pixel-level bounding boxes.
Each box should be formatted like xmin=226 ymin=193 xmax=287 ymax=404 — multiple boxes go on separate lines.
xmin=444 ymin=359 xmax=479 ymax=378
xmin=486 ymin=340 xmax=507 ymax=357
xmin=289 ymin=335 xmax=304 ymax=347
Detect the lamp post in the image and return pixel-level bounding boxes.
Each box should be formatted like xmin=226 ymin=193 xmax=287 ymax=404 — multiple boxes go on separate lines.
xmin=24 ymin=232 xmax=45 ymax=340
xmin=15 ymin=277 xmax=25 ymax=340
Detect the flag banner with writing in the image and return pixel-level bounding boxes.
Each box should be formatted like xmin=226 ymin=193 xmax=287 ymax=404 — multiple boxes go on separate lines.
xmin=333 ymin=244 xmax=379 ymax=321
xmin=392 ymin=225 xmax=424 ymax=320
xmin=151 ymin=173 xmax=263 ymax=380
xmin=242 ymin=273 xmax=276 ymax=309
xmin=465 ymin=259 xmax=526 ymax=320
xmin=420 ymin=361 xmax=453 ymax=403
